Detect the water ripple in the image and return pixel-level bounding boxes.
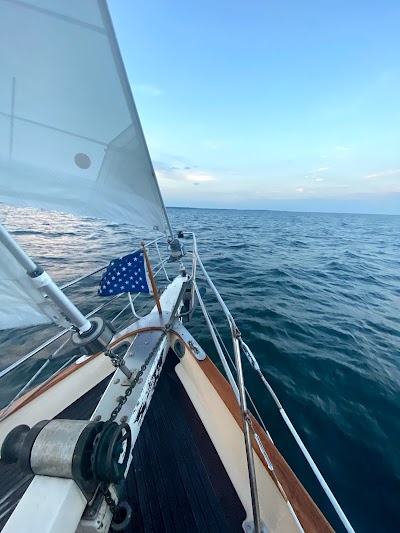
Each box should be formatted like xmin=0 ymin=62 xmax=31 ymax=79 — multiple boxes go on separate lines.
xmin=0 ymin=205 xmax=399 ymax=532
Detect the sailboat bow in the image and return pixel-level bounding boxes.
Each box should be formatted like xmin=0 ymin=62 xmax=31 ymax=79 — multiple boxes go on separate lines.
xmin=0 ymin=1 xmax=356 ymax=532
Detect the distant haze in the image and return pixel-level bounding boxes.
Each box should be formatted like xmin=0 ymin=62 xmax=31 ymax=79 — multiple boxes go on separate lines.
xmin=110 ymin=1 xmax=400 ymax=215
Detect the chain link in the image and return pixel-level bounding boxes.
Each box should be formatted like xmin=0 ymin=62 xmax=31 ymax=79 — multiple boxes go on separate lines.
xmin=100 ymin=482 xmax=117 ymax=516
xmin=107 ymin=330 xmax=167 ymax=424
xmin=92 ymin=329 xmax=168 ymax=517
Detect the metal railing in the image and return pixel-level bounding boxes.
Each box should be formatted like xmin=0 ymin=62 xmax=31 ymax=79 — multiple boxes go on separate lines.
xmin=0 ymin=237 xmax=171 ymax=381
xmin=0 ymin=231 xmax=356 ymax=533
xmin=183 ymin=231 xmax=355 ymax=533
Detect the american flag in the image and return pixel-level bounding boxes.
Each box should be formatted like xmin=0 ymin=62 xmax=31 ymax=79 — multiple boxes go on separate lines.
xmin=98 ymin=250 xmax=152 ymax=296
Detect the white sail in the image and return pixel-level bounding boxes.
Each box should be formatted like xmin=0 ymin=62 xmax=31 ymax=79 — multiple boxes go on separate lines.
xmin=0 ymin=241 xmax=64 ymax=330
xmin=0 ymin=0 xmax=168 ymax=232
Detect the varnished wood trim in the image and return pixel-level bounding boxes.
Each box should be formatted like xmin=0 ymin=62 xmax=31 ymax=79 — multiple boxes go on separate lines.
xmin=0 ymin=327 xmax=164 ymax=420
xmin=175 ymin=334 xmax=333 ymax=533
xmin=2 ymin=327 xmax=334 ymax=533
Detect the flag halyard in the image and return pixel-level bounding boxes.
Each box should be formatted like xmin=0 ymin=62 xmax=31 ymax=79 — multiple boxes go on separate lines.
xmin=98 ymin=250 xmax=153 ymax=296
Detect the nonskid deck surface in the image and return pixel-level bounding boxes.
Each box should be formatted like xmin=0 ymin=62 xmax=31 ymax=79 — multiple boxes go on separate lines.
xmin=124 ymin=351 xmax=246 ymax=532
xmin=0 ymin=351 xmax=246 ymax=532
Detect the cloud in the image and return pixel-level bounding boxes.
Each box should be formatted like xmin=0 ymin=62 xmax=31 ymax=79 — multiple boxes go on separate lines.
xmin=153 ymin=159 xmax=194 ymax=172
xmin=134 ymin=84 xmax=163 ymax=96
xmin=336 ymin=146 xmax=350 ymax=151
xmin=296 ymin=187 xmax=304 ymax=193
xmin=315 ymin=178 xmax=324 ymax=182
xmin=154 ymin=155 xmax=218 ymax=184
xmin=308 ymin=167 xmax=331 ymax=173
xmin=157 ymin=168 xmax=217 ymax=184
xmin=307 ymin=167 xmax=330 ymax=175
xmin=184 ymin=172 xmax=216 ymax=183
xmin=365 ymin=169 xmax=400 ymax=180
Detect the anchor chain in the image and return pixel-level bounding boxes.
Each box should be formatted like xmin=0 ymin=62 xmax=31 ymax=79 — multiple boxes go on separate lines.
xmin=106 ymin=330 xmax=167 ymax=424
xmin=100 ymin=482 xmax=117 ymax=516
xmin=91 ymin=329 xmax=168 ymax=521
xmin=105 ymin=348 xmax=125 ymax=369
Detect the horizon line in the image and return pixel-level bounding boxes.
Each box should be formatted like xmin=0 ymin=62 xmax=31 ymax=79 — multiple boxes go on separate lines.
xmin=165 ymin=205 xmax=400 ymax=217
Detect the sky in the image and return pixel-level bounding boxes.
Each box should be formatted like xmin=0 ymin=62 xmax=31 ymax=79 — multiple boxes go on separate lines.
xmin=109 ymin=0 xmax=400 ymax=214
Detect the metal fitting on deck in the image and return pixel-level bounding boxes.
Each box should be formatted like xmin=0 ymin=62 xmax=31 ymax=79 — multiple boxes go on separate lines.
xmin=1 ymin=419 xmax=131 ymax=501
xmin=71 ymin=316 xmax=115 ymax=355
xmin=168 ymin=238 xmax=185 ymax=262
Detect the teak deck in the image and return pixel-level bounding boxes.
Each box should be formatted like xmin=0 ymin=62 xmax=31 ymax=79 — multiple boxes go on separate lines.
xmin=0 ymin=346 xmax=333 ymax=532
xmin=0 ymin=352 xmax=246 ymax=532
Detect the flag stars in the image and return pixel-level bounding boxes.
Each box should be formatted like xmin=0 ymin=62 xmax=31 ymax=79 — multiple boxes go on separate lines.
xmin=98 ymin=250 xmax=151 ymax=296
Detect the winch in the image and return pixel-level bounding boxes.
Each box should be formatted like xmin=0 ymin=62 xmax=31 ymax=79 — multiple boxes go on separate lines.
xmin=1 ymin=419 xmax=131 ymax=501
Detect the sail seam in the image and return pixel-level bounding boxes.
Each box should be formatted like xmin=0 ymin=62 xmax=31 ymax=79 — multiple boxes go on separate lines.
xmin=8 ymin=78 xmax=16 ymax=159
xmin=97 ymin=0 xmax=174 ymax=239
xmin=2 ymin=0 xmax=105 ymax=33
xmin=0 ymin=111 xmax=108 ymax=147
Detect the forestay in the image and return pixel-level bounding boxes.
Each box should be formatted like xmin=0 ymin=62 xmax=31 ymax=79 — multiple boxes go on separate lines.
xmin=0 ymin=0 xmax=168 ymax=232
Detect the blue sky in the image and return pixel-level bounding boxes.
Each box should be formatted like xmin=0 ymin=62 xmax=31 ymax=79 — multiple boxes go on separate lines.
xmin=109 ymin=0 xmax=400 ymax=214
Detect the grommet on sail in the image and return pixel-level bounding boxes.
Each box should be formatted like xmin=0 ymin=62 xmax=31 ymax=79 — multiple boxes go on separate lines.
xmin=0 ymin=0 xmax=171 ymax=234
xmin=0 ymin=0 xmax=173 ymax=331
xmin=0 ymin=3 xmax=357 ymax=533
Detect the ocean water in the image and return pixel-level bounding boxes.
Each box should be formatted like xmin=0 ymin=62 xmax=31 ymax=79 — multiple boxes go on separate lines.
xmin=0 ymin=205 xmax=399 ymax=532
